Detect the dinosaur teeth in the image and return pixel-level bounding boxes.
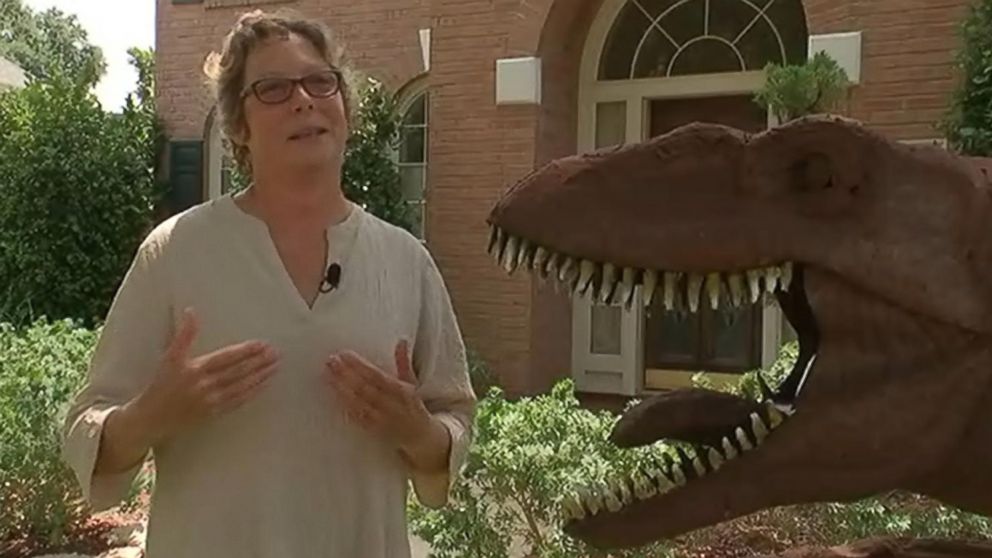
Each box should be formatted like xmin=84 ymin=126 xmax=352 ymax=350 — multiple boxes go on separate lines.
xmin=578 ymin=259 xmax=596 ymax=295
xmin=750 ymin=411 xmax=770 ymax=443
xmin=620 ymin=267 xmax=637 ymax=309
xmin=705 ymin=272 xmax=721 ymax=310
xmin=601 ymin=263 xmax=618 ymax=303
xmin=727 ymin=273 xmax=745 ymax=306
xmin=562 ymin=494 xmax=585 ymax=521
xmin=663 ymin=271 xmax=679 ymax=310
xmin=764 ymin=266 xmax=780 ymax=294
xmin=485 ymin=235 xmax=799 ymax=318
xmin=502 ymin=236 xmax=519 ymax=273
xmin=631 ymin=471 xmax=657 ymax=500
xmin=746 ymin=269 xmax=763 ymax=303
xmin=735 ymin=426 xmax=754 ymax=451
xmin=765 ymin=401 xmax=786 ymax=428
xmin=643 ymin=269 xmax=659 ymax=306
xmin=533 ymin=246 xmax=549 ymax=275
xmin=687 ymin=273 xmax=703 ymax=313
xmin=721 ymin=436 xmax=739 ymax=459
xmin=780 ymin=262 xmax=793 ymax=291
xmin=603 ymin=481 xmax=623 ymax=512
xmin=487 ymin=225 xmax=499 ymax=254
xmin=707 ymin=447 xmax=725 ymax=470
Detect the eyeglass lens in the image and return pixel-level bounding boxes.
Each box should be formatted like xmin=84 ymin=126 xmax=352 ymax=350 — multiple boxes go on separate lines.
xmin=253 ymin=72 xmax=339 ymax=103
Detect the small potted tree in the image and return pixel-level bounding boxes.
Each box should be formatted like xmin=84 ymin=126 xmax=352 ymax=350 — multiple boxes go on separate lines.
xmin=753 ymin=51 xmax=851 ymax=123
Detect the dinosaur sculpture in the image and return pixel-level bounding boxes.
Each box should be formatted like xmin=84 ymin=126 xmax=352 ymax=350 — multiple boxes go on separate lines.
xmin=485 ymin=115 xmax=992 ymax=555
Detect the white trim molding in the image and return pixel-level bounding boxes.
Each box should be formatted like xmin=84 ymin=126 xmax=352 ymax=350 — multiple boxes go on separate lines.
xmin=419 ymin=28 xmax=431 ymax=72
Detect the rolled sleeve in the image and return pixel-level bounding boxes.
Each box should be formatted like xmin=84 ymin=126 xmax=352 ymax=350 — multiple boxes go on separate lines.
xmin=407 ymin=247 xmax=477 ymax=509
xmin=61 ymin=230 xmax=172 ymax=511
xmin=62 ymin=403 xmax=143 ymax=511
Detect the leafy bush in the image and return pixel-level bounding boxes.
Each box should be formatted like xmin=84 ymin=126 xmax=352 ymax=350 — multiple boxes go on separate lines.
xmin=342 ymin=75 xmax=416 ymax=233
xmin=408 ymin=378 xmax=677 ymax=558
xmin=940 ymin=0 xmax=992 ymax=156
xmin=0 ymin=319 xmax=99 ymax=549
xmin=754 ymin=51 xmax=850 ymax=122
xmin=0 ymin=51 xmax=163 ymax=328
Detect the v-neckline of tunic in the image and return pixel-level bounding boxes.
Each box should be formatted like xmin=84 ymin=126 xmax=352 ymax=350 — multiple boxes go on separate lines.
xmin=217 ymin=192 xmax=366 ymax=318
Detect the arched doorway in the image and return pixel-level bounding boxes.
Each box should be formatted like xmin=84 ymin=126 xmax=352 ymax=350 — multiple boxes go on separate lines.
xmin=571 ymin=0 xmax=808 ymax=395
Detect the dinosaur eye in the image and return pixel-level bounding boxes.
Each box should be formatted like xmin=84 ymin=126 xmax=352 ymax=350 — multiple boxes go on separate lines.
xmin=791 ymin=152 xmax=833 ymax=192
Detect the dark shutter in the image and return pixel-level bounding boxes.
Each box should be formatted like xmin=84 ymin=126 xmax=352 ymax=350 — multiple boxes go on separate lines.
xmin=168 ymin=140 xmax=203 ymax=214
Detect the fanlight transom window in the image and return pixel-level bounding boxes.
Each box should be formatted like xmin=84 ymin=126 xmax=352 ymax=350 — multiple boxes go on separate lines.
xmin=599 ymin=0 xmax=808 ymax=80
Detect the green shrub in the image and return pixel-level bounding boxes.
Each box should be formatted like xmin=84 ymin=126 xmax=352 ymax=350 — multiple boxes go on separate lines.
xmin=0 ymin=53 xmax=163 ymax=328
xmin=754 ymin=51 xmax=850 ymax=122
xmin=0 ymin=319 xmax=99 ymax=548
xmin=407 ymin=378 xmax=677 ymax=558
xmin=940 ymin=0 xmax=992 ymax=156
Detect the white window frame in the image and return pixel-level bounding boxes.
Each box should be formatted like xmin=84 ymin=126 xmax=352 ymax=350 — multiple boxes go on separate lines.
xmin=394 ymin=77 xmax=430 ymax=242
xmin=204 ymin=109 xmax=235 ymax=201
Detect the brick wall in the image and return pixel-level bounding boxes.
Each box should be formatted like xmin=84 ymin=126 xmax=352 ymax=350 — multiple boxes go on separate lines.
xmin=157 ymin=0 xmax=974 ymax=398
xmin=156 ymin=0 xmax=430 ymax=140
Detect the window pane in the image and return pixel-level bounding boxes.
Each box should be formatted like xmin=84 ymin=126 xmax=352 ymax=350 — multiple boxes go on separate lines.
xmin=403 ymin=94 xmax=426 ymax=126
xmin=591 ymin=304 xmax=622 ymax=355
xmin=644 ymin=307 xmax=700 ymax=368
xmin=595 ymin=101 xmax=627 ymax=148
xmin=762 ymin=0 xmax=809 ymax=65
xmin=599 ymin=1 xmax=652 ymax=80
xmin=399 ymin=127 xmax=425 ymax=163
xmin=669 ymin=39 xmax=744 ymax=76
xmin=662 ymin=0 xmax=704 ymax=46
xmin=709 ymin=306 xmax=755 ymax=364
xmin=400 ymin=165 xmax=424 ymax=202
xmin=631 ymin=24 xmax=678 ymax=79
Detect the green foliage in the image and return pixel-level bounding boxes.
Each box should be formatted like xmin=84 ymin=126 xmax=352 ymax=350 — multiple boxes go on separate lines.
xmin=0 ymin=0 xmax=106 ymax=87
xmin=0 ymin=319 xmax=99 ymax=548
xmin=0 ymin=50 xmax=163 ymax=327
xmin=940 ymin=0 xmax=992 ymax=156
xmin=818 ymin=493 xmax=992 ymax=543
xmin=342 ymin=75 xmax=416 ymax=233
xmin=754 ymin=52 xmax=850 ymax=122
xmin=408 ymin=378 xmax=676 ymax=558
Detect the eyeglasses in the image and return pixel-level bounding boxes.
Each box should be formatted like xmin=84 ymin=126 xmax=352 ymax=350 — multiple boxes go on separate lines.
xmin=243 ymin=69 xmax=342 ymax=105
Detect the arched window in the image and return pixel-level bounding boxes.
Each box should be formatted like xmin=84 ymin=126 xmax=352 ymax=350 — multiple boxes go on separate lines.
xmin=397 ymin=87 xmax=429 ymax=240
xmin=598 ymin=0 xmax=808 ymax=80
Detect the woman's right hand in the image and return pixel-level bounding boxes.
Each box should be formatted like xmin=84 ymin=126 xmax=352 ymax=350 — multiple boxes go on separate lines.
xmin=133 ymin=307 xmax=280 ymax=444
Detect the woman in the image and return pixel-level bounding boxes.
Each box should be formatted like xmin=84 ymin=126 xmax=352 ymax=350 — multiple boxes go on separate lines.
xmin=61 ymin=9 xmax=476 ymax=558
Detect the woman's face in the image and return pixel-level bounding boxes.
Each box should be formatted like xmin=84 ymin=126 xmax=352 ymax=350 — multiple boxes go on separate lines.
xmin=239 ymin=32 xmax=348 ymax=175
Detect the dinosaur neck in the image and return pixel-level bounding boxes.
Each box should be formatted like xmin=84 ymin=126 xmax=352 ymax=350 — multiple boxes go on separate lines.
xmin=911 ymin=345 xmax=992 ymax=515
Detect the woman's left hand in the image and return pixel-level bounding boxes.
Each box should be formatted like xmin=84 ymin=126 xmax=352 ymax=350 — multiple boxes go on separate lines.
xmin=325 ymin=340 xmax=440 ymax=458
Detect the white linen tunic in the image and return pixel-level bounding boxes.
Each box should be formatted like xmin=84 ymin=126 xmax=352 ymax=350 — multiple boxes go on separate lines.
xmin=62 ymin=194 xmax=476 ymax=558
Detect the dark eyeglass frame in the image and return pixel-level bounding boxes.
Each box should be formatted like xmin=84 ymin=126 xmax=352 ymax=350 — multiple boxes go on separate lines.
xmin=242 ymin=69 xmax=343 ymax=105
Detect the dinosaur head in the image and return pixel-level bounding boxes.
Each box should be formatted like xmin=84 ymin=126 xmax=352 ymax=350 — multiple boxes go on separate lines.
xmin=486 ymin=115 xmax=992 ymax=549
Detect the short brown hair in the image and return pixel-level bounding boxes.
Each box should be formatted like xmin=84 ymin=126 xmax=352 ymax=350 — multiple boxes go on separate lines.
xmin=203 ymin=9 xmax=353 ymax=174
